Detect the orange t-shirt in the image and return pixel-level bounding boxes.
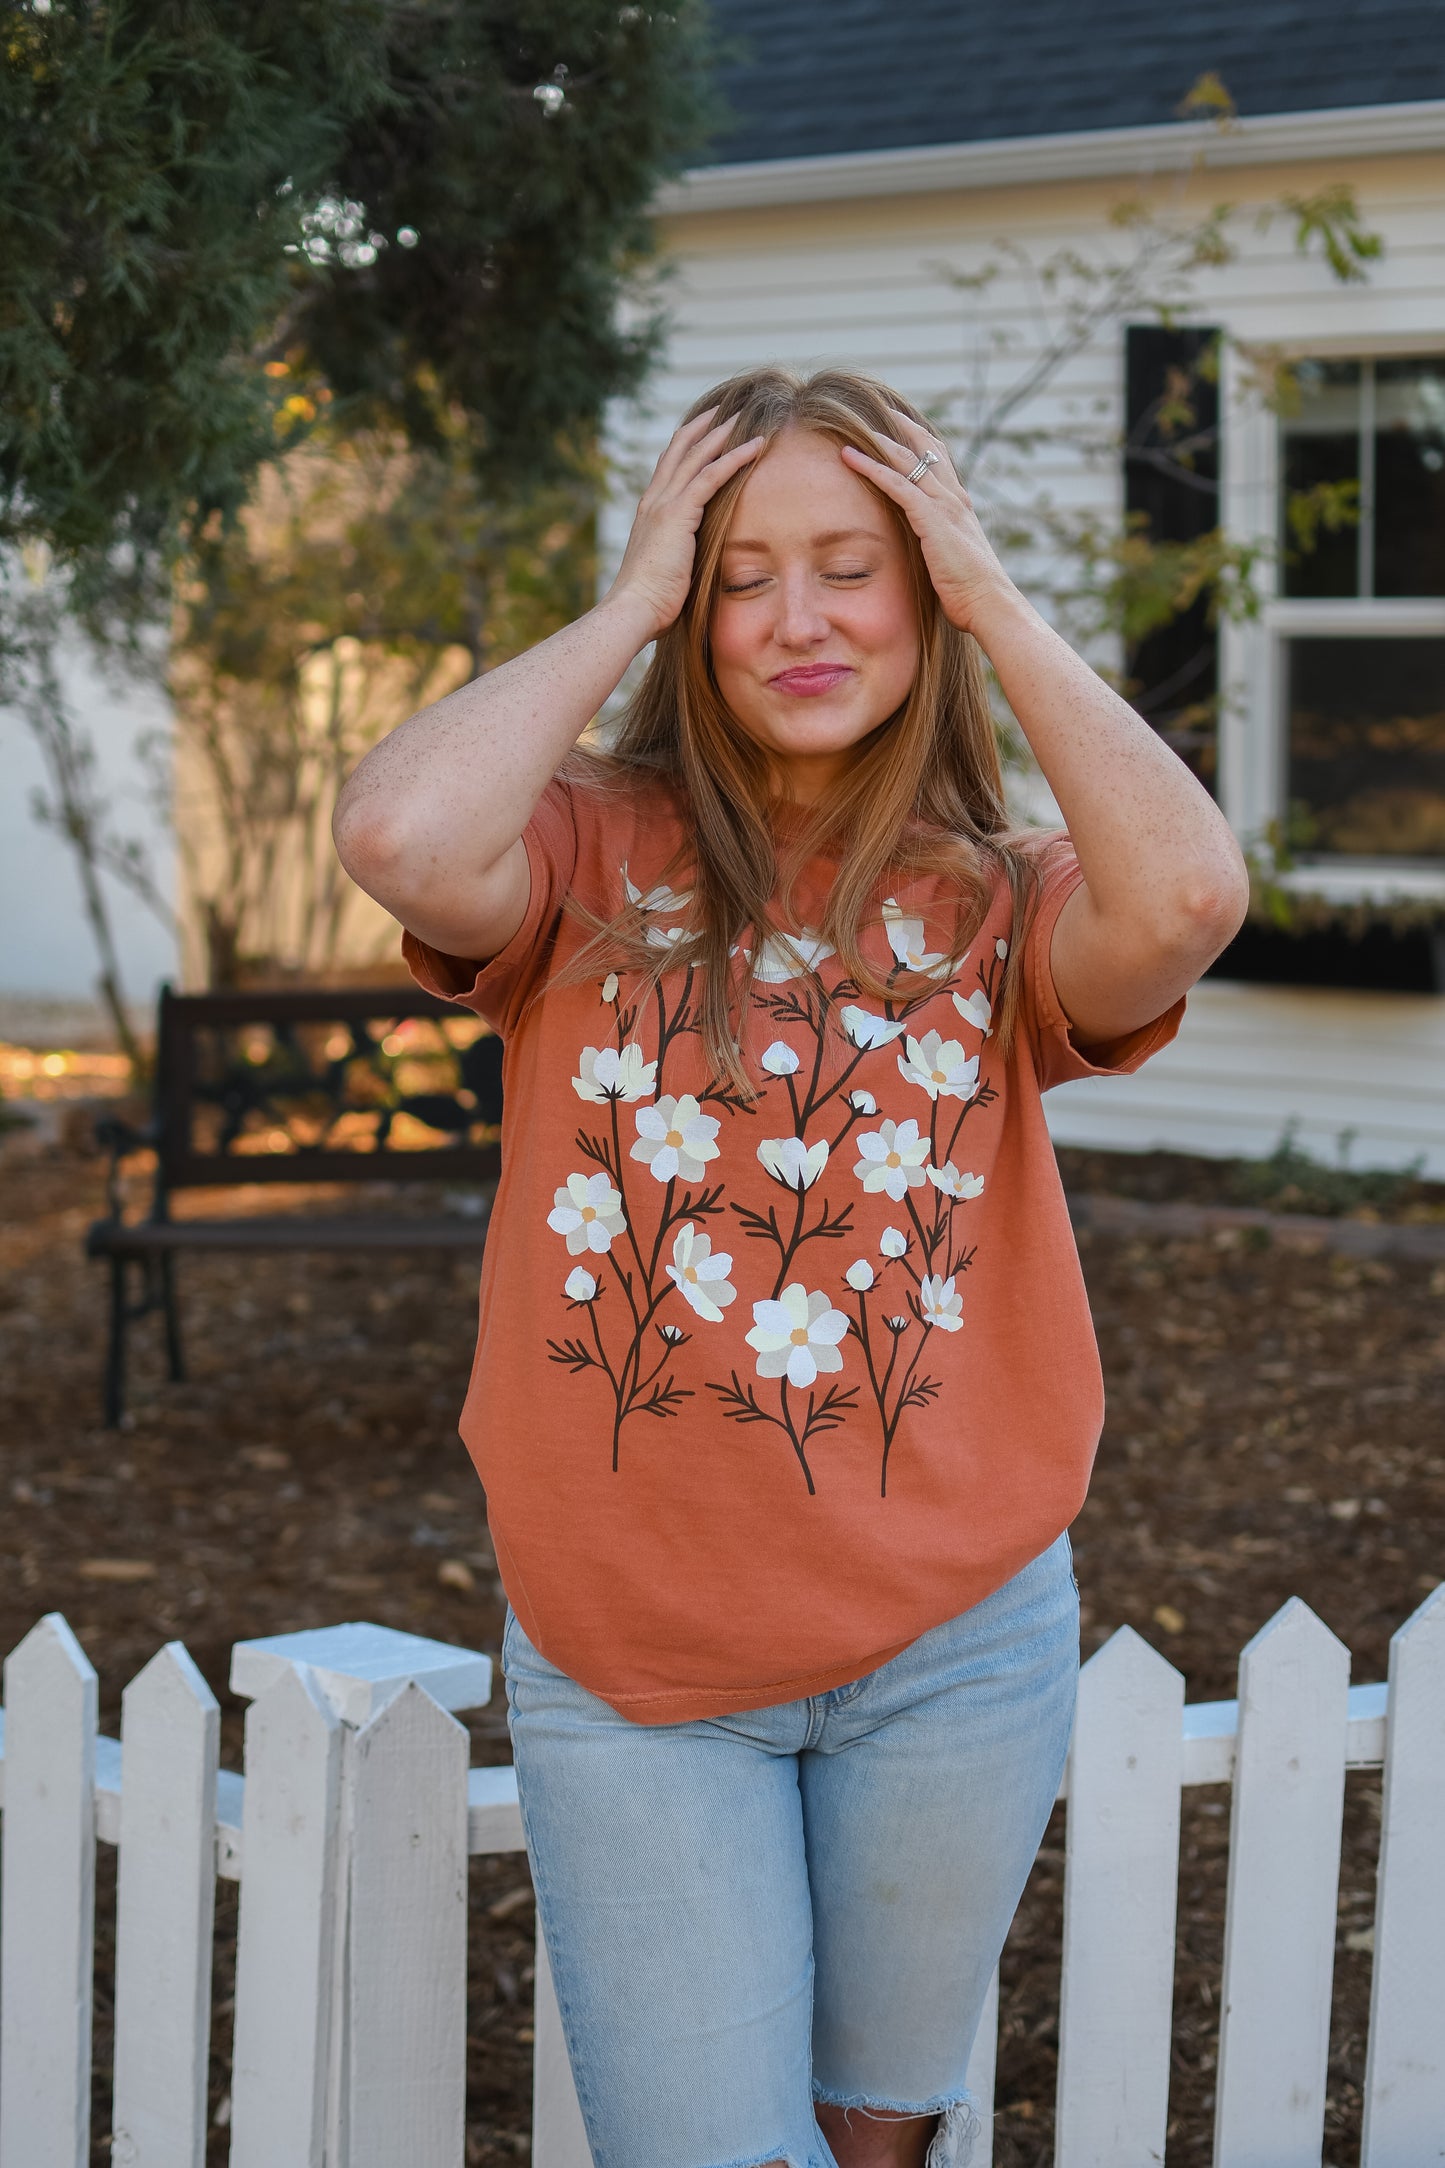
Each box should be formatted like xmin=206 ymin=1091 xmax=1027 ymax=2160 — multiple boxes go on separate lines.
xmin=403 ymin=771 xmax=1183 ymax=1723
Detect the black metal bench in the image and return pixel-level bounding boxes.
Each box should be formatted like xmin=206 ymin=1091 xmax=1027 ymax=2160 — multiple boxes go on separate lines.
xmin=86 ymin=983 xmax=501 ymax=1425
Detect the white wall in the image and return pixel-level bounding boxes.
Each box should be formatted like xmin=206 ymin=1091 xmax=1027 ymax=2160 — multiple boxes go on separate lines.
xmin=0 ymin=644 xmax=177 ymax=1015
xmin=600 ymin=143 xmax=1445 ymax=1174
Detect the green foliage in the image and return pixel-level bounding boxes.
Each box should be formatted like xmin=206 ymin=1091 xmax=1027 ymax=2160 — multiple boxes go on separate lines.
xmin=1229 ymin=1122 xmax=1427 ymax=1217
xmin=0 ymin=0 xmax=388 ymax=613
xmin=281 ymin=1 xmax=718 ymax=490
xmin=0 ymin=0 xmax=716 ymax=639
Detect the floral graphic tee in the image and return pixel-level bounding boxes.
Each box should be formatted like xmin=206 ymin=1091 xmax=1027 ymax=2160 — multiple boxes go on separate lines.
xmin=403 ymin=772 xmax=1184 ymax=1723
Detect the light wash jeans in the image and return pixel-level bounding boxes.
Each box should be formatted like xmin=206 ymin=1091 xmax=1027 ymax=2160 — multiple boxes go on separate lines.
xmin=502 ymin=1531 xmax=1079 ymax=2168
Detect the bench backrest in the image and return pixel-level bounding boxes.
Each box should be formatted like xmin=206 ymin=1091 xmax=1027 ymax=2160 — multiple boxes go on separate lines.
xmin=150 ymin=983 xmax=502 ymax=1193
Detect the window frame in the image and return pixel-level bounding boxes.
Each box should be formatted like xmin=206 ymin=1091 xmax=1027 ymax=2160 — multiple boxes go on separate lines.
xmin=1217 ymin=332 xmax=1445 ymax=904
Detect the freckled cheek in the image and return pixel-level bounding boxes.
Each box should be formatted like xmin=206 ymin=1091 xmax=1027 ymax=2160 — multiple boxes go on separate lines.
xmin=708 ymin=603 xmax=767 ymax=678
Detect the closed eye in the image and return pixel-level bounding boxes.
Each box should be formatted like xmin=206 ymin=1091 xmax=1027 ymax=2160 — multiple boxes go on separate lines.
xmin=719 ymin=570 xmax=872 ymax=594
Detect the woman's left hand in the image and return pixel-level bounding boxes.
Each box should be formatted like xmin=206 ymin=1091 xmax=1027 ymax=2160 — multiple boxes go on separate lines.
xmin=840 ymin=412 xmax=1016 ymax=637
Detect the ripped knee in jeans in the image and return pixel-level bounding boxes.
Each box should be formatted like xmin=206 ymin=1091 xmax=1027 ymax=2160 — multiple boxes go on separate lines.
xmin=815 ymin=2092 xmax=981 ymax=2168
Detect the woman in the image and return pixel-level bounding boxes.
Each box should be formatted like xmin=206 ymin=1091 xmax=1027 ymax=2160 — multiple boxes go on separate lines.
xmin=333 ymin=367 xmax=1247 ymax=2168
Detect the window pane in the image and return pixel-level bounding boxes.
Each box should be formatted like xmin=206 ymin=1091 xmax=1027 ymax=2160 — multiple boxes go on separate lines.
xmin=1374 ymin=357 xmax=1445 ymax=597
xmin=1288 ymin=636 xmax=1445 ymax=858
xmin=1280 ymin=360 xmax=1360 ymax=598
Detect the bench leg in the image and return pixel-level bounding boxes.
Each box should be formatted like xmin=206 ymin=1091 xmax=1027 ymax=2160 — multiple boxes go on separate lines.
xmin=160 ymin=1251 xmax=185 ymax=1382
xmin=103 ymin=1255 xmax=129 ymax=1428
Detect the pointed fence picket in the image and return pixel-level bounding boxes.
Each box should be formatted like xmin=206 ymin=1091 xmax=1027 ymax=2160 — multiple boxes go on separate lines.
xmin=2 ymin=1588 xmax=1444 ymax=2168
xmin=343 ymin=1681 xmax=470 ymax=2168
xmin=111 ymin=1642 xmax=221 ymax=2168
xmin=0 ymin=1615 xmax=98 ymax=2168
xmin=1213 ymin=1600 xmax=1351 ymax=2166
xmin=1055 ymin=1627 xmax=1184 ymax=2168
xmin=1361 ymin=1584 xmax=1445 ymax=2163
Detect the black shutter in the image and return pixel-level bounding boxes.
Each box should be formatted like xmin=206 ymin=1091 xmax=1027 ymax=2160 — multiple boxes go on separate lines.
xmin=1123 ymin=324 xmax=1221 ymax=792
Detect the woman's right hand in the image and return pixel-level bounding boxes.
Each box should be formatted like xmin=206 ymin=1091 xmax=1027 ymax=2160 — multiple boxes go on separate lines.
xmin=604 ymin=408 xmax=766 ymax=639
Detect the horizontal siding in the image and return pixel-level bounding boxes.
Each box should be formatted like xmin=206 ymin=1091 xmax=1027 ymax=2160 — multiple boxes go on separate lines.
xmin=604 ymin=149 xmax=1445 ymax=1175
xmin=1045 ymin=982 xmax=1445 ymax=1174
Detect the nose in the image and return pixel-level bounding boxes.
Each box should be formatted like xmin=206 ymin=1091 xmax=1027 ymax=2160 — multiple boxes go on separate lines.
xmin=771 ymin=568 xmax=833 ymax=651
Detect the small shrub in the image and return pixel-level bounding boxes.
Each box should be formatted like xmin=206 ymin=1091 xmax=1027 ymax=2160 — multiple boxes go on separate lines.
xmin=1228 ymin=1122 xmax=1426 ymax=1217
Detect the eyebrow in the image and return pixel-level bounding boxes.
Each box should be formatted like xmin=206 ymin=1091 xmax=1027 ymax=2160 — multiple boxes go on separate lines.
xmin=721 ymin=526 xmax=889 ymax=553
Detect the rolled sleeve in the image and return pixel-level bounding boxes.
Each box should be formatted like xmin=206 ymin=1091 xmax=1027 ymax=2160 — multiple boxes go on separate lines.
xmin=1022 ymin=840 xmax=1187 ymax=1091
xmin=401 ymin=776 xmax=578 ymax=1038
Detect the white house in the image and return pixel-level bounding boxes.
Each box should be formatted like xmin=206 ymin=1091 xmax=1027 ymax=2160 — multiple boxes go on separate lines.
xmin=603 ymin=1 xmax=1445 ymax=1174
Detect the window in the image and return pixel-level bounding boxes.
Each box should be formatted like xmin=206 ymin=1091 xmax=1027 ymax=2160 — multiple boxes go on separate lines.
xmin=1278 ymin=356 xmax=1445 ymax=861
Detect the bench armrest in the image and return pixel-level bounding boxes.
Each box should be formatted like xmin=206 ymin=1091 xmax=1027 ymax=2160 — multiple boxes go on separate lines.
xmin=94 ymin=1114 xmax=160 ymax=1221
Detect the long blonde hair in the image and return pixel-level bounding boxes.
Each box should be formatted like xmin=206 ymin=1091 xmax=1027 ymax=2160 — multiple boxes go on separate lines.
xmin=556 ymin=366 xmax=1042 ymax=1091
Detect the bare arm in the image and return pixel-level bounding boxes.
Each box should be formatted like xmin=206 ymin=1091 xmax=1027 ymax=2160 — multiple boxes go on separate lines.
xmin=842 ymin=418 xmax=1249 ymax=1043
xmin=332 ymin=410 xmax=764 ymax=961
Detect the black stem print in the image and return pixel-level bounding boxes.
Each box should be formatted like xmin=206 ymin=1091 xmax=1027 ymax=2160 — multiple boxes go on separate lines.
xmin=608 ymin=1096 xmax=655 ymax=1301
xmin=604 ymin=1247 xmax=643 ymax=1335
xmin=778 ymin=1377 xmax=815 ymax=1494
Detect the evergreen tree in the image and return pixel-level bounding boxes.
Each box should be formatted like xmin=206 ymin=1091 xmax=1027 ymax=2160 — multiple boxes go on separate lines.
xmin=0 ymin=0 xmax=716 ymax=638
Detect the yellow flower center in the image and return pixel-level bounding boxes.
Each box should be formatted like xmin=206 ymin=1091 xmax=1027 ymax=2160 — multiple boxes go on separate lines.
xmin=885 ymin=1150 xmax=901 ymax=1168
xmin=789 ymin=1326 xmax=810 ymax=1346
xmin=580 ymin=1205 xmax=596 ymax=1221
xmin=665 ymin=1128 xmax=684 ymax=1147
xmin=684 ymin=1265 xmax=697 ymax=1283
xmin=931 ymin=1068 xmax=947 ymax=1083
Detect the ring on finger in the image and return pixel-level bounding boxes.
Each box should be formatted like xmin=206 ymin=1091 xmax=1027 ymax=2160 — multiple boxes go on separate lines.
xmin=905 ymin=449 xmax=940 ymax=485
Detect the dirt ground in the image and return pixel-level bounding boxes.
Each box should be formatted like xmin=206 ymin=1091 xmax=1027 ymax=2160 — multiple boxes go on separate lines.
xmin=2 ymin=1143 xmax=1442 ymax=2167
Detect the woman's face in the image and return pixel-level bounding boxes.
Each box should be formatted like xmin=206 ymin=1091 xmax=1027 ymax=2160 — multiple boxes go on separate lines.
xmin=709 ymin=425 xmax=920 ymax=804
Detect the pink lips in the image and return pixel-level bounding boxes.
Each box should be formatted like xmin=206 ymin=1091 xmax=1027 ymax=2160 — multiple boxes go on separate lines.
xmin=768 ymin=663 xmax=855 ymax=696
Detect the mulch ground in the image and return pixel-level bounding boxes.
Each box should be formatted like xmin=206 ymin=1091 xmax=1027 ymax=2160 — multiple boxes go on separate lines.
xmin=2 ymin=1143 xmax=1441 ymax=2167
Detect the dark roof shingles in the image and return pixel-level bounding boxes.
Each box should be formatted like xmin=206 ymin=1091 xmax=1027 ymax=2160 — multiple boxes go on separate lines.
xmin=703 ymin=0 xmax=1445 ymax=165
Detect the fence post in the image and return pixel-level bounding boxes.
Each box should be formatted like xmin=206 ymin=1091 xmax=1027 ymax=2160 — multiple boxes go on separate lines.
xmin=0 ymin=1614 xmax=98 ymax=2168
xmin=532 ymin=1913 xmax=593 ymax=2168
xmin=229 ymin=1663 xmax=345 ymax=2168
xmin=1213 ymin=1599 xmax=1349 ymax=2168
xmin=1056 ymin=1626 xmax=1185 ymax=2168
xmin=343 ymin=1682 xmax=470 ymax=2168
xmin=962 ymin=1966 xmax=999 ymax=2168
xmin=1361 ymin=1582 xmax=1445 ymax=2163
xmin=228 ymin=1621 xmax=494 ymax=2168
xmin=110 ymin=1641 xmax=221 ymax=2168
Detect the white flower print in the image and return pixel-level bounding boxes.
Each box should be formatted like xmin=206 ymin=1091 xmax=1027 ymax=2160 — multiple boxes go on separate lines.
xmin=760 ymin=1040 xmax=801 ymax=1076
xmin=848 ymin=1088 xmax=877 ymax=1114
xmin=746 ymin=1283 xmax=850 ymax=1388
xmin=757 ymin=1136 xmax=829 ymax=1191
xmin=896 ymin=1031 xmax=980 ymax=1103
xmin=880 ymin=1227 xmax=909 ymax=1259
xmin=952 ymin=987 xmax=993 ymax=1033
xmin=995 ymin=937 xmax=1009 ymax=960
xmin=664 ymin=1222 xmax=736 ymax=1322
xmin=840 ymin=1005 xmax=906 ymax=1051
xmin=630 ymin=1093 xmax=721 ymax=1183
xmin=601 ymin=972 xmax=619 ymax=1004
xmin=564 ymin=1267 xmax=598 ymax=1302
xmin=623 ymin=862 xmax=691 ymax=914
xmin=645 ymin=923 xmax=688 ymax=954
xmin=927 ymin=1162 xmax=986 ymax=1200
xmin=919 ymin=1273 xmax=965 ymax=1332
xmin=742 ymin=929 xmax=836 ymax=983
xmin=854 ymin=1118 xmax=930 ymax=1200
xmin=548 ymin=1172 xmax=627 ymax=1256
xmin=845 ymin=1259 xmax=875 ymax=1291
xmin=881 ymin=896 xmax=949 ymax=975
xmin=571 ymin=1044 xmax=657 ymax=1103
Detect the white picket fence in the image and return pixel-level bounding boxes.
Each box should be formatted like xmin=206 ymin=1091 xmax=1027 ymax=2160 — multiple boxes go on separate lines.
xmin=1 ymin=1590 xmax=1443 ymax=2168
